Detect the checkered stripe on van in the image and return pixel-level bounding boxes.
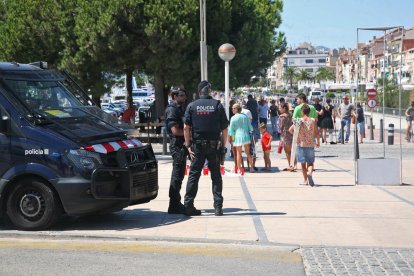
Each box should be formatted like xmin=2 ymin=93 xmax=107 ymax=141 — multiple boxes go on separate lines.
xmin=82 ymin=138 xmax=143 ymax=154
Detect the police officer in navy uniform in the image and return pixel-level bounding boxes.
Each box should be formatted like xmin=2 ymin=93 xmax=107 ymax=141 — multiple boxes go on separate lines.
xmin=165 ymin=87 xmax=188 ymax=214
xmin=183 ymin=81 xmax=229 ymax=216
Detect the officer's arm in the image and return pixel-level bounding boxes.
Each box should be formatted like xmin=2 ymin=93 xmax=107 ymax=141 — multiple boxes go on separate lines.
xmin=171 ymin=124 xmax=183 ymax=136
xmin=221 ymin=127 xmax=228 ymax=148
xmin=184 ymin=123 xmax=191 ymax=147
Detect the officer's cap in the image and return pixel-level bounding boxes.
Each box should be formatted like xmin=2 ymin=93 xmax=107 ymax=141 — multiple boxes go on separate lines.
xmin=198 ymin=80 xmax=211 ymax=94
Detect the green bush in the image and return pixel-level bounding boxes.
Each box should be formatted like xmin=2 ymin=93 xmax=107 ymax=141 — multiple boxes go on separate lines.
xmin=326 ymin=92 xmax=335 ymax=98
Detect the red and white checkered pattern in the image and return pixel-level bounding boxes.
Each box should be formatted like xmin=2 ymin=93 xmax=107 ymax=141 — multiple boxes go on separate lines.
xmin=82 ymin=138 xmax=143 ymax=154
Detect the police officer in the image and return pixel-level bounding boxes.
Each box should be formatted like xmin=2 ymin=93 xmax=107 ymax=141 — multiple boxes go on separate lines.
xmin=183 ymin=81 xmax=229 ymax=216
xmin=165 ymin=87 xmax=188 ymax=214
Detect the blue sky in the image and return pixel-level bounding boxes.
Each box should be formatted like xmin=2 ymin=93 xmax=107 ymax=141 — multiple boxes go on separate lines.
xmin=279 ymin=0 xmax=414 ymax=49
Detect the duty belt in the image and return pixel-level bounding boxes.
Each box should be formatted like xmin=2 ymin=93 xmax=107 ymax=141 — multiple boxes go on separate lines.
xmin=194 ymin=140 xmax=220 ymax=148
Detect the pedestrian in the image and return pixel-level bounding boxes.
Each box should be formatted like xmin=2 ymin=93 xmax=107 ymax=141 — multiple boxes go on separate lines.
xmin=354 ymin=102 xmax=365 ymax=143
xmin=121 ymin=101 xmax=136 ymax=124
xmin=242 ymin=102 xmax=257 ymax=171
xmin=260 ymin=122 xmax=272 ymax=171
xmin=164 ymin=87 xmax=188 ymax=214
xmin=320 ymin=98 xmax=336 ymax=144
xmin=337 ymin=96 xmax=354 ymax=143
xmin=277 ymin=102 xmax=294 ymax=171
xmin=292 ymin=94 xmax=318 ymax=120
xmin=228 ymin=103 xmax=254 ymax=175
xmin=289 ymin=104 xmax=320 ymax=186
xmin=246 ymin=94 xmax=259 ymax=140
xmin=183 ymin=81 xmax=229 ymax=216
xmin=291 ymin=94 xmax=317 ymax=170
xmin=313 ymin=97 xmax=323 ymax=141
xmin=258 ymin=98 xmax=269 ymax=126
xmin=269 ymin=99 xmax=279 ymax=137
xmin=405 ymin=101 xmax=414 ymax=141
xmin=229 ymin=98 xmax=236 ymax=158
xmin=241 ymin=103 xmax=258 ymax=171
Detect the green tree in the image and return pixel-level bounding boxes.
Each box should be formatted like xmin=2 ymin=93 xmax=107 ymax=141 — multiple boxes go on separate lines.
xmin=0 ymin=0 xmax=286 ymax=117
xmin=68 ymin=0 xmax=149 ymax=105
xmin=297 ymin=69 xmax=313 ymax=83
xmin=283 ymin=67 xmax=298 ymax=89
xmin=142 ymin=0 xmax=200 ymax=115
xmin=207 ymin=0 xmax=286 ymax=89
xmin=0 ymin=0 xmax=63 ymax=65
xmin=315 ymin=67 xmax=335 ymax=83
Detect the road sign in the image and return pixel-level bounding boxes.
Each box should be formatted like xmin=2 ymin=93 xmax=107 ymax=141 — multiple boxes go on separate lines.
xmin=367 ymin=98 xmax=377 ymax=108
xmin=366 ymin=89 xmax=377 ymax=98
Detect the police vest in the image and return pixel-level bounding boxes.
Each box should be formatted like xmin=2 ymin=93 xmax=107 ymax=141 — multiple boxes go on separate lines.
xmin=191 ymin=98 xmax=221 ymax=140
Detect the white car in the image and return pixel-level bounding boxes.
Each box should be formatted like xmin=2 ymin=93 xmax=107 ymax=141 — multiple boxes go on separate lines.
xmin=308 ymin=91 xmax=324 ymax=102
xmin=102 ymin=108 xmax=118 ymax=117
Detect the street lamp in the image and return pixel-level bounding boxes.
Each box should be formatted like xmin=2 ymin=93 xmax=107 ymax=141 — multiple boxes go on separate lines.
xmin=218 ymin=43 xmax=236 ymax=119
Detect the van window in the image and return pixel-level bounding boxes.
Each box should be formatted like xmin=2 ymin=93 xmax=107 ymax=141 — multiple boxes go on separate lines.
xmin=4 ymin=79 xmax=82 ymax=116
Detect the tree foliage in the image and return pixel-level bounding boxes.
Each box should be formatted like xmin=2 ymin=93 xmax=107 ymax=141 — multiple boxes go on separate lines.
xmin=283 ymin=67 xmax=298 ymax=88
xmin=297 ymin=69 xmax=313 ymax=82
xmin=0 ymin=0 xmax=286 ymax=116
xmin=315 ymin=67 xmax=335 ymax=83
xmin=0 ymin=0 xmax=63 ymax=65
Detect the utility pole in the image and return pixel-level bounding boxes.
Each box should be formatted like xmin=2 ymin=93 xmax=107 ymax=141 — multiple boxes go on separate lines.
xmin=200 ymin=0 xmax=208 ymax=81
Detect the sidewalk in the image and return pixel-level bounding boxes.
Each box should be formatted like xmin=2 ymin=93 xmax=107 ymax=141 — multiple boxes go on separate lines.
xmin=2 ymin=147 xmax=412 ymax=249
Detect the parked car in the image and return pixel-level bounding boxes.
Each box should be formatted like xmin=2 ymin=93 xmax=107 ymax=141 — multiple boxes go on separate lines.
xmin=308 ymin=90 xmax=324 ymax=102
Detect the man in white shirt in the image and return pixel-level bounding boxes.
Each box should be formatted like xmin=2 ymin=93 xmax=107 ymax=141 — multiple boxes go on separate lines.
xmin=241 ymin=107 xmax=252 ymax=121
xmin=241 ymin=103 xmax=257 ymax=171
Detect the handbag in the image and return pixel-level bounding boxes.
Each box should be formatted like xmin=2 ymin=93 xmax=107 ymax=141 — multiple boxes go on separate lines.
xmin=277 ymin=140 xmax=283 ymax=154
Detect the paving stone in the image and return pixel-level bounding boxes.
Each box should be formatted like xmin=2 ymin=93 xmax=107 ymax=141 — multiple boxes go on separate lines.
xmin=301 ymin=247 xmax=414 ymax=276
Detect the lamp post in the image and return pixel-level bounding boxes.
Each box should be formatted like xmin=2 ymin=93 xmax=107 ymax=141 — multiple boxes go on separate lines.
xmin=218 ymin=43 xmax=236 ymax=119
xmin=200 ymin=0 xmax=207 ymax=81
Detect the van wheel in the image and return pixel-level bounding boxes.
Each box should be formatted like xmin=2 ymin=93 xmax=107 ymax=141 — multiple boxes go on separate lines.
xmin=6 ymin=179 xmax=60 ymax=230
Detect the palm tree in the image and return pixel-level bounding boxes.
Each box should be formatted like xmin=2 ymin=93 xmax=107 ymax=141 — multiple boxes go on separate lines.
xmin=283 ymin=67 xmax=298 ymax=89
xmin=315 ymin=67 xmax=335 ymax=83
xmin=297 ymin=69 xmax=313 ymax=83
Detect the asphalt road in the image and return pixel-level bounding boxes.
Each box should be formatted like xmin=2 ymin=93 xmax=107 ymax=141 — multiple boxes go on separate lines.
xmin=0 ymin=238 xmax=304 ymax=276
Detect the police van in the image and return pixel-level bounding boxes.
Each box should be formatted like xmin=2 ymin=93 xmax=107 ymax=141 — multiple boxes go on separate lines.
xmin=0 ymin=62 xmax=158 ymax=230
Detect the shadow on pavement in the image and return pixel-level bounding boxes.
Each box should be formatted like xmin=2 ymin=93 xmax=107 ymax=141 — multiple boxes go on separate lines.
xmin=15 ymin=209 xmax=190 ymax=231
xmin=204 ymin=208 xmax=287 ymax=216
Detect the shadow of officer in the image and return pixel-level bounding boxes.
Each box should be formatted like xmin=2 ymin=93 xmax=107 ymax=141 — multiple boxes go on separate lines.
xmin=183 ymin=81 xmax=229 ymax=216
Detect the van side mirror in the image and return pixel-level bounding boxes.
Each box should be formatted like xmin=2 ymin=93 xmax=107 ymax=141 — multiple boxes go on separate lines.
xmin=0 ymin=115 xmax=10 ymax=133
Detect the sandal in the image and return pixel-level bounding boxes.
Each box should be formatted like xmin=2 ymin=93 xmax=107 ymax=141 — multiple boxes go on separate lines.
xmin=282 ymin=168 xmax=289 ymax=171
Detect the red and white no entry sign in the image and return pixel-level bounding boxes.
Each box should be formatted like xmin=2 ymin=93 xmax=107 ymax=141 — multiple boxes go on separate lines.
xmin=366 ymin=89 xmax=377 ymax=98
xmin=367 ymin=98 xmax=377 ymax=108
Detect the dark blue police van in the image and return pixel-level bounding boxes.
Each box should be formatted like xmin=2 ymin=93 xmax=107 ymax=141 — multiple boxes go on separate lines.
xmin=0 ymin=62 xmax=158 ymax=230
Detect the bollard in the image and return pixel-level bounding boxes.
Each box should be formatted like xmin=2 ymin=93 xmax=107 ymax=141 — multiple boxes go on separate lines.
xmin=369 ymin=117 xmax=374 ymax=140
xmin=388 ymin=123 xmax=394 ymax=145
xmin=162 ymin=127 xmax=167 ymax=155
xmin=379 ymin=119 xmax=383 ymax=143
xmin=341 ymin=124 xmax=345 ymax=144
xmin=354 ymin=129 xmax=359 ymax=160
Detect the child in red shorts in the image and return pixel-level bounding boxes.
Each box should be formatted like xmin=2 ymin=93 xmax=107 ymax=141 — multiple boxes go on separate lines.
xmin=260 ymin=123 xmax=272 ymax=171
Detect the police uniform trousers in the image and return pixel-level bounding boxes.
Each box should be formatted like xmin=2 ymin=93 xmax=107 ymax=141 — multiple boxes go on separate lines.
xmin=169 ymin=143 xmax=186 ymax=207
xmin=184 ymin=142 xmax=223 ymax=209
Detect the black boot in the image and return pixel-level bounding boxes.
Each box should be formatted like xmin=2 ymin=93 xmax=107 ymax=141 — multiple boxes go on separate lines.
xmin=168 ymin=202 xmax=185 ymax=214
xmin=214 ymin=207 xmax=223 ymax=216
xmin=184 ymin=206 xmax=202 ymax=216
